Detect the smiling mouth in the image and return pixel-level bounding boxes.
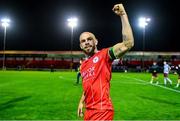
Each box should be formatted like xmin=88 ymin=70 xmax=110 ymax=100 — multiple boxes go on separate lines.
xmin=85 ymin=45 xmax=92 ymax=49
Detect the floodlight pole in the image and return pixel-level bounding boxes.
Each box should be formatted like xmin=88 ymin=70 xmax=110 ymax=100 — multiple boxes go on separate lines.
xmin=2 ymin=26 xmax=7 ymax=70
xmin=138 ymin=17 xmax=150 ymax=72
xmin=1 ymin=18 xmax=10 ymax=70
xmin=142 ymin=26 xmax=146 ymax=71
xmin=67 ymin=17 xmax=78 ymax=71
xmin=70 ymin=26 xmax=74 ymax=56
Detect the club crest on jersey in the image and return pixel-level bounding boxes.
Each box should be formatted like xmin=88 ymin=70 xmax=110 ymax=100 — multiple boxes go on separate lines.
xmin=93 ymin=56 xmax=99 ymax=63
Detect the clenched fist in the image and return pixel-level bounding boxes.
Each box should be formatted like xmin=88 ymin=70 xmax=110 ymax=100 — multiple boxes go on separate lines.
xmin=112 ymin=4 xmax=126 ymax=16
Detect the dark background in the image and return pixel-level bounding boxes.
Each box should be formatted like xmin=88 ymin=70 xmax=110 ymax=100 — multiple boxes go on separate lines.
xmin=0 ymin=0 xmax=179 ymax=51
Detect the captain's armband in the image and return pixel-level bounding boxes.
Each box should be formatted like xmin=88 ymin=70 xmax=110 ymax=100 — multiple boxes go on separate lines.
xmin=109 ymin=47 xmax=116 ymax=60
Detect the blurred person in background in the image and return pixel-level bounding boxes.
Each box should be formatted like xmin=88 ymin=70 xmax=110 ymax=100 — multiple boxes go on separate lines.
xmin=149 ymin=62 xmax=159 ymax=84
xmin=163 ymin=61 xmax=172 ymax=86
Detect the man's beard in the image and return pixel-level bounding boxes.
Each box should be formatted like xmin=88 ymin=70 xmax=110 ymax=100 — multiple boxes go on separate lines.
xmin=83 ymin=45 xmax=95 ymax=56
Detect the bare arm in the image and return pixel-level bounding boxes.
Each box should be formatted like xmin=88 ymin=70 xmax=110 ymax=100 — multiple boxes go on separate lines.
xmin=111 ymin=4 xmax=134 ymax=58
xmin=77 ymin=91 xmax=85 ymax=117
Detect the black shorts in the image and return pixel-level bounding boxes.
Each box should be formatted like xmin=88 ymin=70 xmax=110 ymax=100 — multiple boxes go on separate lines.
xmin=152 ymin=72 xmax=158 ymax=77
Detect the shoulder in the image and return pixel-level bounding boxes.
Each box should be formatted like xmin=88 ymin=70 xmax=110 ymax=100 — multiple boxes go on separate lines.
xmin=95 ymin=48 xmax=109 ymax=56
xmin=99 ymin=48 xmax=109 ymax=53
xmin=99 ymin=48 xmax=115 ymax=62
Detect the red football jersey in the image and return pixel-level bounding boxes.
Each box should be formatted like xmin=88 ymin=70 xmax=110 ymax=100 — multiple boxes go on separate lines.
xmin=80 ymin=48 xmax=114 ymax=110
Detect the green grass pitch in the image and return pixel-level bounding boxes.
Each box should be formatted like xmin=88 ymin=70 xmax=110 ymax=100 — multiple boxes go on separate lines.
xmin=0 ymin=71 xmax=180 ymax=120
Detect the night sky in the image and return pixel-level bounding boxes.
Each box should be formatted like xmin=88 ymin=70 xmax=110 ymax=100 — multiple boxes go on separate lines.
xmin=0 ymin=0 xmax=179 ymax=51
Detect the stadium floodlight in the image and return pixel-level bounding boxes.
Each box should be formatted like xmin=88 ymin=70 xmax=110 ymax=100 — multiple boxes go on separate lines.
xmin=1 ymin=18 xmax=10 ymax=70
xmin=138 ymin=17 xmax=151 ymax=71
xmin=67 ymin=17 xmax=78 ymax=28
xmin=1 ymin=18 xmax=10 ymax=27
xmin=67 ymin=17 xmax=78 ymax=55
xmin=139 ymin=17 xmax=151 ymax=28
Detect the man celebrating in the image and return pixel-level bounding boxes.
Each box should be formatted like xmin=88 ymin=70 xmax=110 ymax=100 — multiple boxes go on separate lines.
xmin=77 ymin=4 xmax=134 ymax=120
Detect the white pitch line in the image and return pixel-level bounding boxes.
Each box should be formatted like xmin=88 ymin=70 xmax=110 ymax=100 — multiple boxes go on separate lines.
xmin=59 ymin=75 xmax=180 ymax=93
xmin=112 ymin=81 xmax=149 ymax=85
xmin=59 ymin=75 xmax=73 ymax=80
xmin=59 ymin=76 xmax=63 ymax=79
xmin=0 ymin=80 xmax=27 ymax=87
xmin=123 ymin=76 xmax=180 ymax=94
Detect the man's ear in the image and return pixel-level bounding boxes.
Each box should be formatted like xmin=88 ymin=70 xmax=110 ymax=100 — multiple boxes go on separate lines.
xmin=95 ymin=39 xmax=98 ymax=45
xmin=80 ymin=44 xmax=83 ymax=49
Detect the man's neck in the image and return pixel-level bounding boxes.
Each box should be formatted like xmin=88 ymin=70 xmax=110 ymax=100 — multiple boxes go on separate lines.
xmin=86 ymin=48 xmax=98 ymax=58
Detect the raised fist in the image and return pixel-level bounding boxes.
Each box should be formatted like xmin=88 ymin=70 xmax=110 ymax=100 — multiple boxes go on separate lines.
xmin=112 ymin=4 xmax=126 ymax=16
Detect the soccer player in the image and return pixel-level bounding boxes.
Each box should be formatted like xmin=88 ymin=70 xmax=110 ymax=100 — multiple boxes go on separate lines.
xmin=150 ymin=62 xmax=159 ymax=84
xmin=175 ymin=64 xmax=180 ymax=88
xmin=77 ymin=4 xmax=134 ymax=120
xmin=163 ymin=61 xmax=172 ymax=86
xmin=75 ymin=59 xmax=83 ymax=85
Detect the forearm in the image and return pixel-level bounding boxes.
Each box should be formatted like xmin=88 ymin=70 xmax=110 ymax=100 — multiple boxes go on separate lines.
xmin=121 ymin=13 xmax=134 ymax=49
xmin=112 ymin=16 xmax=134 ymax=58
xmin=111 ymin=4 xmax=134 ymax=58
xmin=79 ymin=92 xmax=85 ymax=104
xmin=77 ymin=92 xmax=85 ymax=117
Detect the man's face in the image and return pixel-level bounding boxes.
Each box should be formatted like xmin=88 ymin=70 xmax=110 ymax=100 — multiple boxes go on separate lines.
xmin=79 ymin=32 xmax=97 ymax=55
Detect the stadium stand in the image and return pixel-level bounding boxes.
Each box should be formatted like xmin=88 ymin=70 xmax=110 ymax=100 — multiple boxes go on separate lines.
xmin=0 ymin=51 xmax=180 ymax=72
